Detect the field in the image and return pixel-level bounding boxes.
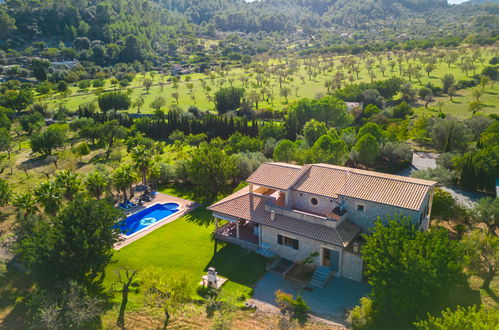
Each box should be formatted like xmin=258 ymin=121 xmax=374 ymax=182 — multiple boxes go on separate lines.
xmin=40 ymin=46 xmax=499 ymax=118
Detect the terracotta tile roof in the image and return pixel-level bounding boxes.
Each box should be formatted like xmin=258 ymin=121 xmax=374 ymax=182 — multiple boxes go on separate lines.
xmin=246 ymin=162 xmax=303 ymax=190
xmin=208 ymin=188 xmax=269 ymax=221
xmin=208 ymin=192 xmax=361 ymax=247
xmin=246 ymin=162 xmax=435 ymax=210
xmin=293 ymin=164 xmax=436 ymax=211
xmin=209 ymin=162 xmax=435 ymax=246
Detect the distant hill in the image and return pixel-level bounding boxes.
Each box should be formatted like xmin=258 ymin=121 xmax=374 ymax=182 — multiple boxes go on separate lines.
xmin=157 ymin=0 xmax=451 ymax=29
xmin=0 ymin=0 xmax=496 ymax=62
xmin=468 ymin=0 xmax=499 ymax=4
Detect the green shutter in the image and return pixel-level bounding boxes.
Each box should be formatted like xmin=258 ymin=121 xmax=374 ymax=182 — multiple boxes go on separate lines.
xmin=277 ymin=234 xmax=283 ymax=245
xmin=292 ymin=239 xmax=299 ymax=250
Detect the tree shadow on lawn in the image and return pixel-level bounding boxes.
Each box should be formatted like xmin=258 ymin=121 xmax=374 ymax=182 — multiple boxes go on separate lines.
xmin=184 ymin=207 xmax=214 ymax=228
xmin=0 ymin=265 xmax=32 ymax=328
xmin=0 ymin=211 xmax=10 ymax=224
xmin=427 ymin=274 xmax=482 ymax=317
xmin=0 ymin=264 xmax=114 ymax=329
xmin=204 ymin=245 xmax=267 ymax=287
xmin=159 ymin=184 xmax=212 ymax=204
xmin=18 ymin=155 xmax=52 ymax=171
xmin=377 ymin=274 xmax=483 ymax=329
xmin=484 ymin=287 xmax=498 ymax=304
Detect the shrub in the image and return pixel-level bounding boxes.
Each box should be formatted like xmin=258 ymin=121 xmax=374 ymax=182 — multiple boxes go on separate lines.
xmin=291 ymin=296 xmax=310 ymax=324
xmin=415 ymin=306 xmax=499 ymax=329
xmin=391 ymin=102 xmax=414 ymax=119
xmin=380 ymin=142 xmax=412 ymax=166
xmin=214 ymin=86 xmax=245 ymax=114
xmin=347 ymin=297 xmax=377 ymax=330
xmin=431 ymin=187 xmax=456 ymax=219
xmin=119 ymin=80 xmax=129 ymax=87
xmin=275 ymin=290 xmax=310 ymax=324
xmin=436 ymin=153 xmax=456 ymax=170
xmin=57 ymin=80 xmax=68 ymax=92
xmin=78 ymin=80 xmax=91 ymax=89
xmin=410 ymin=166 xmax=455 ymax=186
xmin=36 ymin=81 xmax=53 ymax=94
xmin=363 ymin=104 xmax=380 ymax=118
xmin=158 ymin=162 xmax=175 ymax=185
xmin=352 ymin=134 xmax=380 ymax=166
xmin=92 ymin=79 xmax=105 ymax=88
xmin=73 ymin=142 xmax=90 ymax=157
xmin=233 ymin=152 xmax=268 ymax=180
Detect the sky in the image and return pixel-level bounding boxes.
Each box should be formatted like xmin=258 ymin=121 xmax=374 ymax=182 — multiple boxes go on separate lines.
xmin=243 ymin=0 xmax=472 ymax=3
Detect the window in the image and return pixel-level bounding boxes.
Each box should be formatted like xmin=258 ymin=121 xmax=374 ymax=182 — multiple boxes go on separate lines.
xmin=277 ymin=234 xmax=299 ymax=250
xmin=357 ymin=204 xmax=365 ymax=212
xmin=310 ymin=197 xmax=318 ymax=206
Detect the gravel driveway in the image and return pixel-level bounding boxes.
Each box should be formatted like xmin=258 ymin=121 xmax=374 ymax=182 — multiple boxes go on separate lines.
xmin=397 ymin=151 xmax=485 ymax=208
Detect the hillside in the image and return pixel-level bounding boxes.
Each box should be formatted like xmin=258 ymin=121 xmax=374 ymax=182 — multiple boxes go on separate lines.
xmin=1 ymin=0 xmax=497 ymax=39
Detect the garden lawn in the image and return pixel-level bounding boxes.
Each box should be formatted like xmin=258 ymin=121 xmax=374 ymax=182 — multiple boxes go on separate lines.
xmin=104 ymin=207 xmax=268 ymax=310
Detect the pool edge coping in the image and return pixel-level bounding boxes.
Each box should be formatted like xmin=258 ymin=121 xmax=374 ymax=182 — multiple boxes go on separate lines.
xmin=119 ymin=202 xmax=181 ymax=239
xmin=114 ymin=194 xmax=198 ymax=250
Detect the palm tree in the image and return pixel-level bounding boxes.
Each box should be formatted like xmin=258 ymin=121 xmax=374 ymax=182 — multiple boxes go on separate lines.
xmin=131 ymin=145 xmax=153 ymax=186
xmin=148 ymin=163 xmax=161 ymax=191
xmin=34 ymin=181 xmax=62 ymax=216
xmin=12 ymin=192 xmax=39 ymax=217
xmin=54 ymin=170 xmax=81 ymax=201
xmin=85 ymin=170 xmax=109 ymax=200
xmin=112 ymin=165 xmax=137 ymax=202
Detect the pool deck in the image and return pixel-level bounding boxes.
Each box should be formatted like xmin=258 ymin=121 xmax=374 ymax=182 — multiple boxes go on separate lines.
xmin=114 ymin=192 xmax=198 ymax=250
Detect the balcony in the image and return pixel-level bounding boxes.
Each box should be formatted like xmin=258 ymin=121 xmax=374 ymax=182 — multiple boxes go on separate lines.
xmin=265 ymin=200 xmax=348 ymax=228
xmin=328 ymin=206 xmax=349 ymax=222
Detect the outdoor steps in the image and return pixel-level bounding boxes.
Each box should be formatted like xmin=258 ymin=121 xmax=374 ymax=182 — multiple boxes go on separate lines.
xmin=309 ymin=266 xmax=334 ymax=288
xmin=255 ymin=247 xmax=277 ymax=258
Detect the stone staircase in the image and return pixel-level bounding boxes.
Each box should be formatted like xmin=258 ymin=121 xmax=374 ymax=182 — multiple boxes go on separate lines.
xmin=309 ymin=266 xmax=334 ymax=288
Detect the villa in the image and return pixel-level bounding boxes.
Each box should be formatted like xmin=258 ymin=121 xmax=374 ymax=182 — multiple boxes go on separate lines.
xmin=208 ymin=162 xmax=436 ymax=283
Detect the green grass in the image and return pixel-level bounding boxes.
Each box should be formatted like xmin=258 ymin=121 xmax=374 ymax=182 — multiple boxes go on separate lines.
xmin=414 ymin=87 xmax=498 ymax=118
xmin=104 ymin=207 xmax=268 ymax=310
xmin=40 ymin=46 xmax=499 ymax=118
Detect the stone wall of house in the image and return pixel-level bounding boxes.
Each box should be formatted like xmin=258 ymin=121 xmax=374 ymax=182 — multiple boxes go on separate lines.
xmin=341 ymin=251 xmax=363 ymax=282
xmin=261 ymin=225 xmax=342 ymax=276
xmin=340 ymin=196 xmax=421 ymax=231
xmin=289 ymin=191 xmax=424 ymax=232
xmin=290 ymin=191 xmax=338 ymax=216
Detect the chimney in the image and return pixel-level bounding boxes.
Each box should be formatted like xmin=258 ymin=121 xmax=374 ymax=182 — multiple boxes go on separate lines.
xmin=270 ymin=211 xmax=275 ymax=221
xmin=353 ymin=242 xmax=359 ymax=254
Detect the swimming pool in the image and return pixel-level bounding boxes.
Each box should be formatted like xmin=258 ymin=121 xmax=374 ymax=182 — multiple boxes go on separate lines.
xmin=118 ymin=203 xmax=180 ymax=236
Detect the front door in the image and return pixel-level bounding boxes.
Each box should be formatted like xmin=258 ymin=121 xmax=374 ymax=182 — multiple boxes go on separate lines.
xmin=322 ymin=248 xmax=339 ymax=271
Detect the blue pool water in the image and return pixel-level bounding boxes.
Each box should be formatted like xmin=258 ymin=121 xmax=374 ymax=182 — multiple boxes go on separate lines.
xmin=118 ymin=203 xmax=180 ymax=236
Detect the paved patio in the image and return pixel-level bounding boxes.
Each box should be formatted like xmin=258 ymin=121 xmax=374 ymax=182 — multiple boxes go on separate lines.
xmin=251 ymin=272 xmax=370 ymax=321
xmin=114 ymin=192 xmax=197 ymax=250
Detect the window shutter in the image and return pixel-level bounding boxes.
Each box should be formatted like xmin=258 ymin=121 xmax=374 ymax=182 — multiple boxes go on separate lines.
xmin=292 ymin=239 xmax=299 ymax=250
xmin=277 ymin=234 xmax=283 ymax=245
